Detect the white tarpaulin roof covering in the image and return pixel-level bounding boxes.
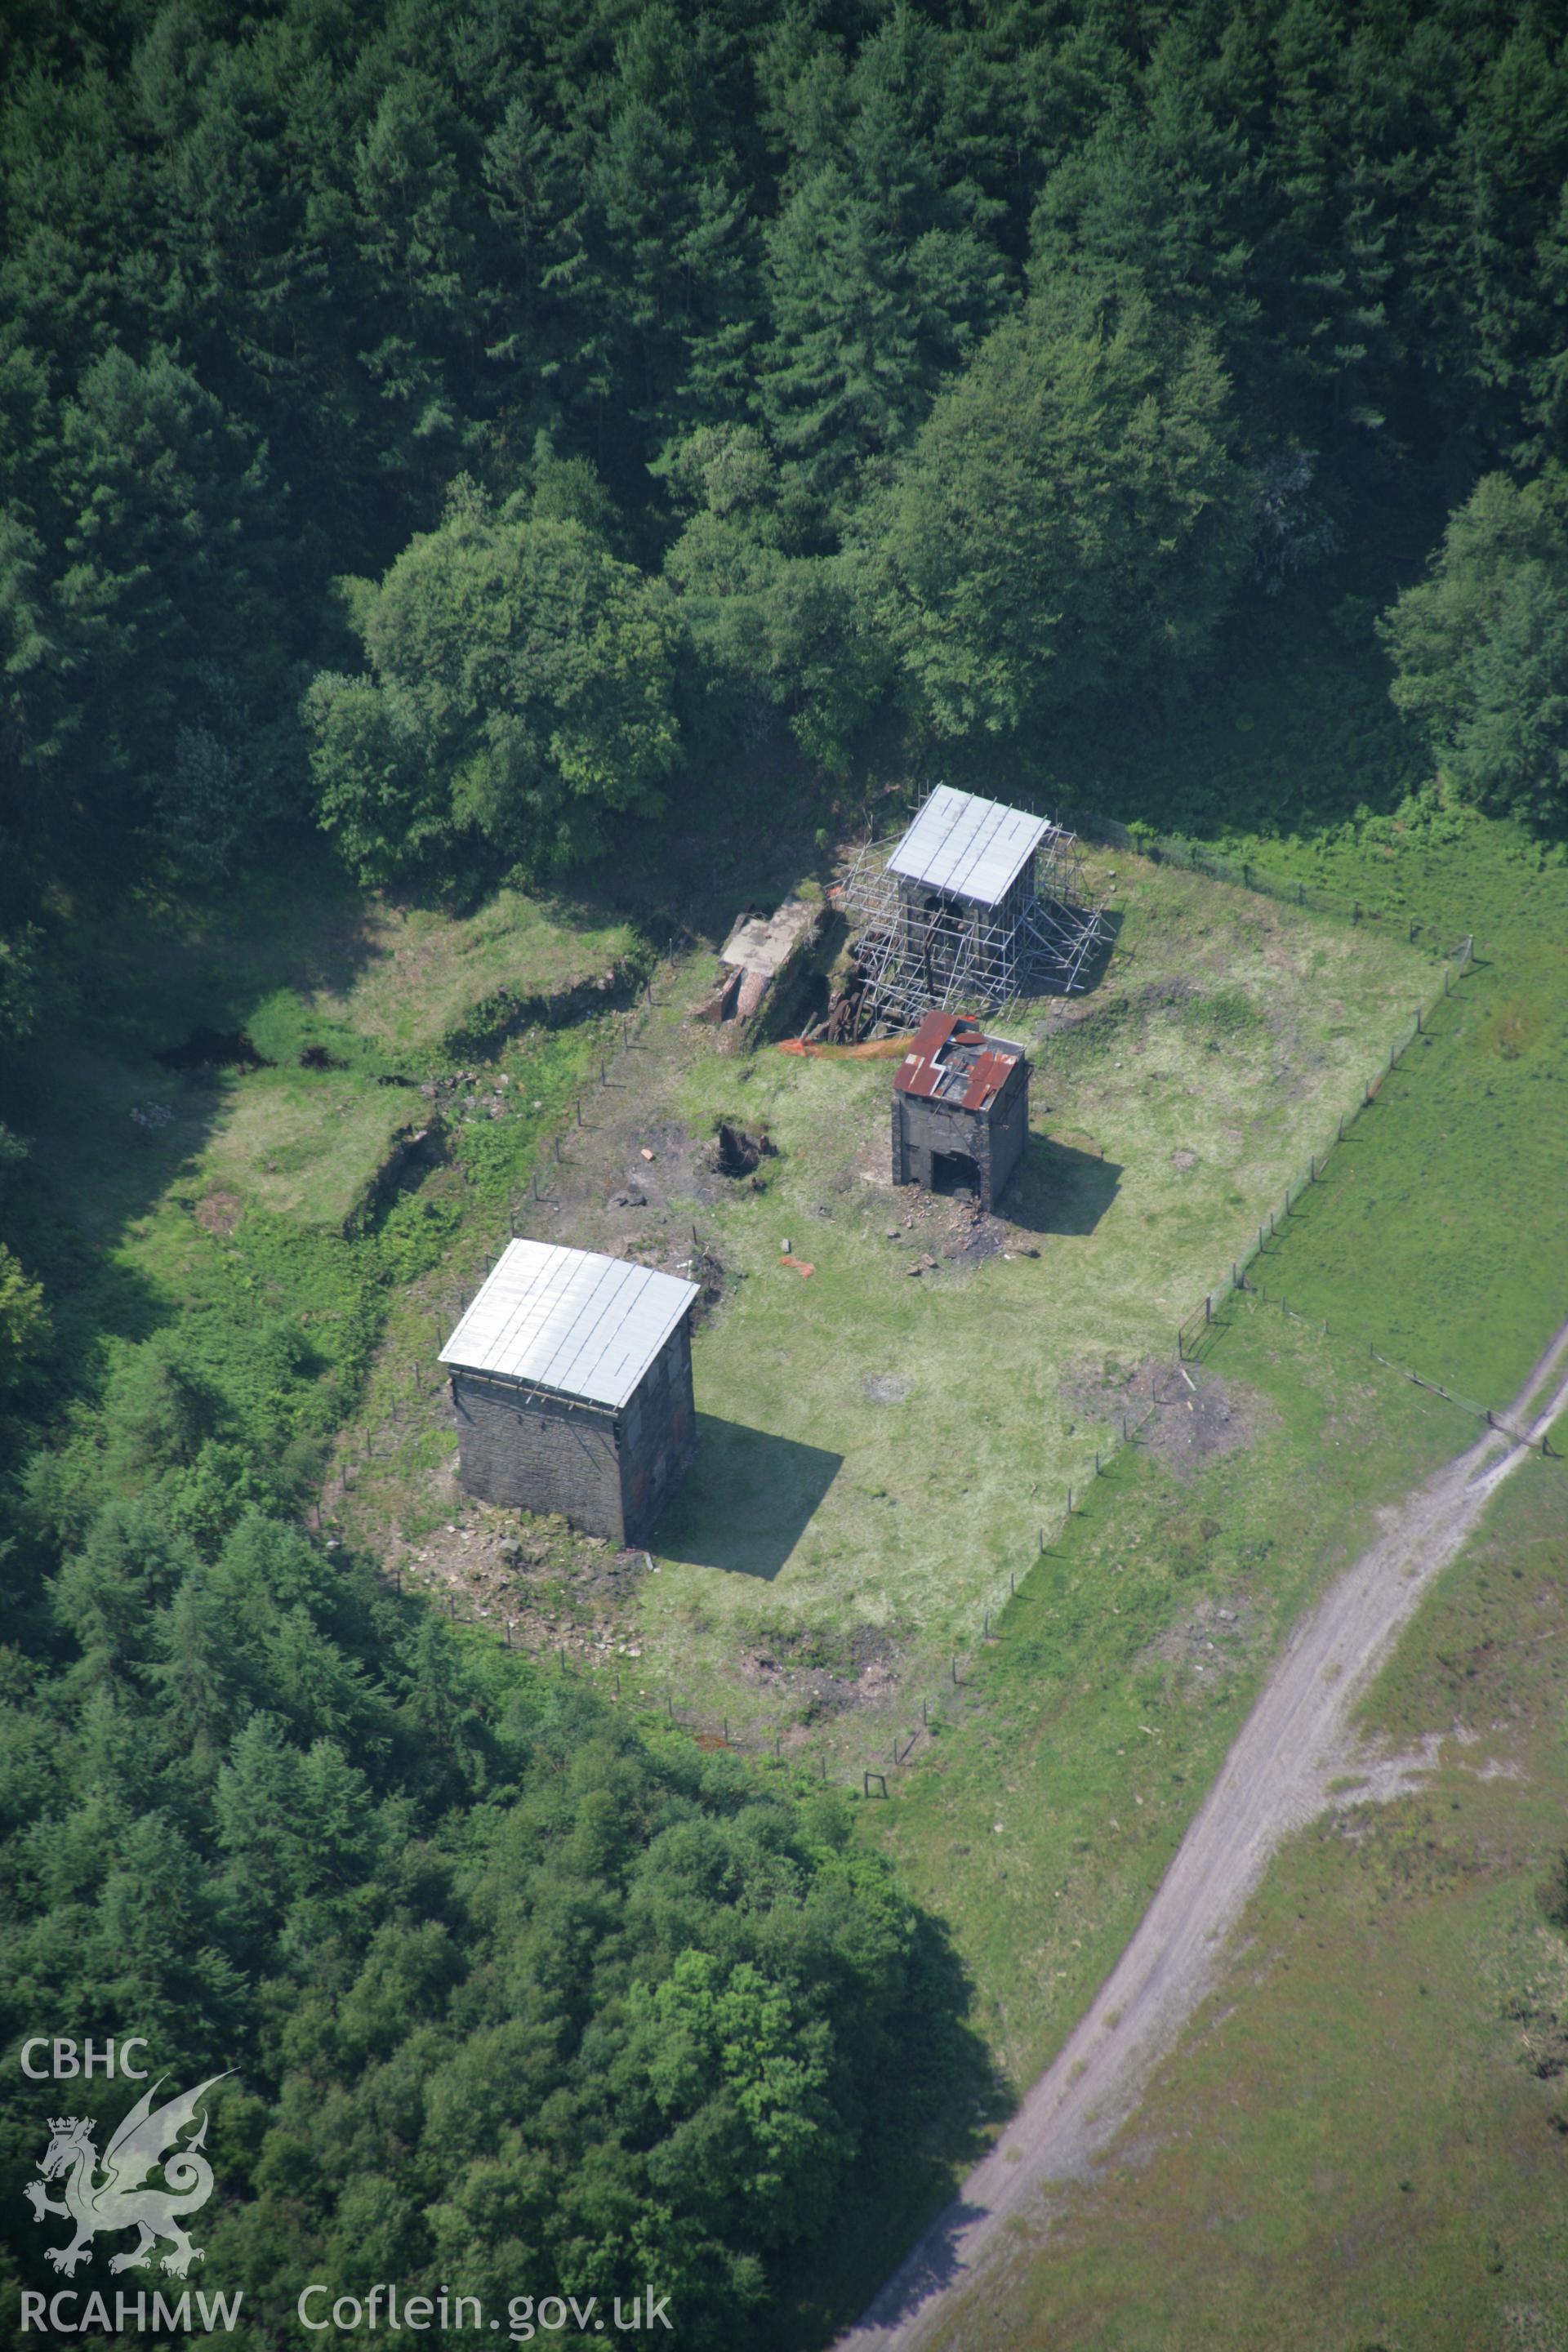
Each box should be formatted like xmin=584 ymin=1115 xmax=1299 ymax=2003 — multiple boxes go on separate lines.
xmin=439 ymin=1240 xmax=697 ymax=1410
xmin=888 ymin=786 xmax=1050 ymax=908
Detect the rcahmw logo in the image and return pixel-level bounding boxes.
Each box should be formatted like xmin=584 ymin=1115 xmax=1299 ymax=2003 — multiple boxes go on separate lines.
xmin=16 ymin=2037 xmax=243 ymax=2334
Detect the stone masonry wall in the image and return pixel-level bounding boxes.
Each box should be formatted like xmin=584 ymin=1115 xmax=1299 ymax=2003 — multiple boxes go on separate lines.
xmin=451 ymin=1312 xmax=698 ymax=1545
xmin=890 ymin=1059 xmax=1029 ymax=1211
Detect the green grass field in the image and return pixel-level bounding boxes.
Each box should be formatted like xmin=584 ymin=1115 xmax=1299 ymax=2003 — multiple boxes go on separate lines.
xmin=934 ymin=1450 xmax=1568 ymax=2352
xmin=830 ymin=800 xmax=1568 ymax=2350
xmin=631 ymin=848 xmax=1435 ymax=1717
xmin=12 ymin=771 xmax=1567 ymax=2352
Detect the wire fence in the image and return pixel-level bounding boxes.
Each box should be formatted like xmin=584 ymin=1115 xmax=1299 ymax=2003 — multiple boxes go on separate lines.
xmin=1060 ymin=809 xmax=1450 ymax=947
xmin=318 ymin=879 xmax=1555 ymax=1796
xmin=1172 ymin=931 xmax=1475 ymax=1365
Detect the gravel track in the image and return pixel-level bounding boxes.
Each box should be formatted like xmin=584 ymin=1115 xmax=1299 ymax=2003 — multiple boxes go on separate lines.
xmin=840 ymin=1316 xmax=1568 ymax=2352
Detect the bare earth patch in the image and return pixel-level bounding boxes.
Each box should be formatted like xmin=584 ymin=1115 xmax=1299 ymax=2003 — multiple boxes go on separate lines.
xmin=194 ymin=1188 xmax=241 ymax=1236
xmin=1138 ymin=1364 xmax=1267 ymax=1476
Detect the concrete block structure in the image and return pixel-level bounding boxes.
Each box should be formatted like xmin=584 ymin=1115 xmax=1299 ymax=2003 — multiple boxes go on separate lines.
xmin=439 ymin=1241 xmax=699 ymax=1544
xmin=891 ymin=1011 xmax=1029 ymax=1210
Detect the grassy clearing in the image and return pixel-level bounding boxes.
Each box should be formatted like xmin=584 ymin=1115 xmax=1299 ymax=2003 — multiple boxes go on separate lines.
xmin=6 ymin=859 xmax=630 ymax=1459
xmin=310 ymin=885 xmax=635 ymax=1053
xmin=835 ymin=788 xmax=1568 ymax=2349
xmin=10 ymin=862 xmax=630 ymax=1257
xmin=849 ymin=1300 xmax=1476 ymax=2091
xmin=1217 ymin=815 xmax=1568 ymax=1404
xmin=623 ymin=849 xmax=1434 ymax=1714
xmin=941 ymin=1452 xmax=1568 ymax=2352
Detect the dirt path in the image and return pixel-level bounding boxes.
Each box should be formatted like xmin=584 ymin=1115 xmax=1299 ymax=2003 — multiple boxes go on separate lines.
xmin=840 ymin=1316 xmax=1568 ymax=2352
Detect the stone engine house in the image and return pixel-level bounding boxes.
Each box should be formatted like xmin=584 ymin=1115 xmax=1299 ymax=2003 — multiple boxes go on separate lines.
xmin=891 ymin=1011 xmax=1030 ymax=1211
xmin=439 ymin=1240 xmax=699 ymax=1544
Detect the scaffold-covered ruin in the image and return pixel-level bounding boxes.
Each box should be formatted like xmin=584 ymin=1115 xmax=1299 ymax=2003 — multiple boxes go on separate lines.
xmin=838 ymin=785 xmax=1104 ymax=1031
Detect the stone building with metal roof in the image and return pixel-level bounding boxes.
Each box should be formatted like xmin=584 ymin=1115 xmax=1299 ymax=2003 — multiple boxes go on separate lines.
xmin=840 ymin=784 xmax=1103 ymax=1029
xmin=439 ymin=1240 xmax=699 ymax=1543
xmin=890 ymin=1010 xmax=1030 ymax=1211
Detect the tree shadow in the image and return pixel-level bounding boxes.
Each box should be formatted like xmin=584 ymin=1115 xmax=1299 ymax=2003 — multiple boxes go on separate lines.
xmin=1001 ymin=1134 xmax=1122 ymax=1235
xmin=3 ymin=854 xmax=392 ymax=1377
xmin=654 ymin=1414 xmax=843 ymax=1579
xmin=781 ymin=1902 xmax=1012 ymax=2351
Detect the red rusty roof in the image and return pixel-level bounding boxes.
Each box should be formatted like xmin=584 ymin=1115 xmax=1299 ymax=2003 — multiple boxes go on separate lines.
xmin=960 ymin=1047 xmax=1017 ymax=1111
xmin=893 ymin=1010 xmax=1020 ymax=1111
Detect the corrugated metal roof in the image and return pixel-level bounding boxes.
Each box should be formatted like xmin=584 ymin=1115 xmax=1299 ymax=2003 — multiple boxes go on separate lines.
xmin=439 ymin=1240 xmax=698 ymax=1410
xmin=960 ymin=1047 xmax=1018 ymax=1111
xmin=893 ymin=1010 xmax=1022 ymax=1111
xmin=894 ymin=1012 xmax=974 ymax=1100
xmin=887 ymin=786 xmax=1049 ymax=908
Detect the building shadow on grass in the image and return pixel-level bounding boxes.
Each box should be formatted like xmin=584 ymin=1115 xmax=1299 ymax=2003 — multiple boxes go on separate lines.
xmin=1001 ymin=1134 xmax=1122 ymax=1236
xmin=1030 ymin=898 xmax=1123 ymax=999
xmin=654 ymin=1414 xmax=842 ymax=1579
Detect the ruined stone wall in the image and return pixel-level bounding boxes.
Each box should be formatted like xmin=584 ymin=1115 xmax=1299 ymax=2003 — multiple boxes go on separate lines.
xmin=985 ymin=1063 xmax=1028 ymax=1203
xmin=890 ymin=1059 xmax=1030 ymax=1210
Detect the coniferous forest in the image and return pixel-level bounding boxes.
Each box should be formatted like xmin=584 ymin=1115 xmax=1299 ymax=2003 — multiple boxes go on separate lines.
xmin=2 ymin=2 xmax=1567 ymax=2347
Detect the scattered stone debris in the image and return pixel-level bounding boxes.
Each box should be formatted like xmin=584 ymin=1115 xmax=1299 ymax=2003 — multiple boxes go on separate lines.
xmin=130 ymin=1101 xmax=176 ymax=1130
xmin=866 ymin=1374 xmax=910 ymax=1404
xmin=1138 ymin=1365 xmax=1263 ymax=1474
xmin=1138 ymin=1592 xmax=1262 ymax=1688
xmin=384 ymin=1502 xmax=655 ymax=1660
xmin=943 ymin=1204 xmax=1008 ymax=1265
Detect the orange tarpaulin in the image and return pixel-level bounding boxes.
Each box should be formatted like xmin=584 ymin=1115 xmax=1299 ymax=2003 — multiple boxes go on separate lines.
xmin=777 ymin=1033 xmax=915 ymax=1061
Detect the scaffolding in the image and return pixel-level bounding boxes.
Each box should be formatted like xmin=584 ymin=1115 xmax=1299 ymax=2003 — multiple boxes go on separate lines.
xmin=838 ymin=791 xmax=1105 ymax=1031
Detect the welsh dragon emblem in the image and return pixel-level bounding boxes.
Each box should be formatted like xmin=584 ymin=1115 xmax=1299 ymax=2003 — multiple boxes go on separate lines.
xmin=25 ymin=2074 xmax=229 ymax=2278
